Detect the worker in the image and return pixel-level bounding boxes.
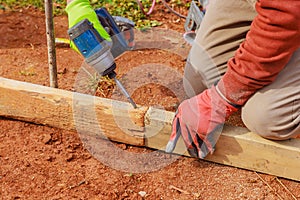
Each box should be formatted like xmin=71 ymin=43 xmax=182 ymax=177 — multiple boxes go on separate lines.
xmin=66 ymin=0 xmax=300 ymax=159
xmin=167 ymin=0 xmax=300 ymax=158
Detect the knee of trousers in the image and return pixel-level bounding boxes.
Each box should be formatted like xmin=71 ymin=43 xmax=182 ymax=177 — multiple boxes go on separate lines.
xmin=183 ymin=61 xmax=208 ymax=98
xmin=241 ymin=96 xmax=300 ymax=140
xmin=183 ymin=46 xmax=227 ymax=98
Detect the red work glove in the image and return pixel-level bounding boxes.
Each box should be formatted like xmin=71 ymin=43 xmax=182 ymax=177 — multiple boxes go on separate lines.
xmin=166 ymin=85 xmax=239 ymax=158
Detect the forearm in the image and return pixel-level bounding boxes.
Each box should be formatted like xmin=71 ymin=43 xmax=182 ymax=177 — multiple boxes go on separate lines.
xmin=218 ymin=0 xmax=300 ymax=105
xmin=67 ymin=0 xmax=73 ymax=4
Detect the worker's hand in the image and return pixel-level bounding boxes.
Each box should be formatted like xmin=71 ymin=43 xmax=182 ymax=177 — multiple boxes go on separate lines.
xmin=166 ymin=85 xmax=239 ymax=158
xmin=65 ymin=0 xmax=110 ymax=50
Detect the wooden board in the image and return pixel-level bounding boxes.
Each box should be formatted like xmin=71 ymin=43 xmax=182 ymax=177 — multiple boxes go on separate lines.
xmin=0 ymin=77 xmax=146 ymax=146
xmin=1 ymin=77 xmax=300 ymax=181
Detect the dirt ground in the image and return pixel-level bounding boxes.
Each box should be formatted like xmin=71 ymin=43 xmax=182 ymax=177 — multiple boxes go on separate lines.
xmin=0 ymin=4 xmax=299 ymax=200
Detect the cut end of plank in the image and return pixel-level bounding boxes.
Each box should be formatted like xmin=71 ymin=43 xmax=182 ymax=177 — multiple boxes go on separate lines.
xmin=128 ymin=106 xmax=149 ymax=128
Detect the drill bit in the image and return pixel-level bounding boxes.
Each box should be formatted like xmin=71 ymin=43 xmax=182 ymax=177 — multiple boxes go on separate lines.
xmin=113 ymin=77 xmax=137 ymax=109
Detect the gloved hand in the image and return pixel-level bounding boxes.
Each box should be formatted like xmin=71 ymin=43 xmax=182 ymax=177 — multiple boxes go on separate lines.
xmin=166 ymin=85 xmax=239 ymax=158
xmin=65 ymin=0 xmax=111 ymax=50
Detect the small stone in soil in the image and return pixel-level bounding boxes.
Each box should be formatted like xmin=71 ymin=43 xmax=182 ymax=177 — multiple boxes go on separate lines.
xmin=41 ymin=134 xmax=52 ymax=144
xmin=138 ymin=191 xmax=147 ymax=197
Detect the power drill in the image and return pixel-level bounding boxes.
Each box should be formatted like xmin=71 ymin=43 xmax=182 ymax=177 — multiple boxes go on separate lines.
xmin=68 ymin=8 xmax=137 ymax=108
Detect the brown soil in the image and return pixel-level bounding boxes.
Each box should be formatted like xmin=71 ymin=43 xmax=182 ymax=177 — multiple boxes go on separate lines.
xmin=0 ymin=4 xmax=299 ymax=200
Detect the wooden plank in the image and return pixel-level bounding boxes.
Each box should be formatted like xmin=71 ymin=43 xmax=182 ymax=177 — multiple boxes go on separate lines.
xmin=1 ymin=77 xmax=300 ymax=181
xmin=144 ymin=107 xmax=300 ymax=182
xmin=0 ymin=77 xmax=146 ymax=146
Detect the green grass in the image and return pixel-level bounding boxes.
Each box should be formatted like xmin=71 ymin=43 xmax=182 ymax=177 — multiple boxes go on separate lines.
xmin=0 ymin=0 xmax=183 ymax=28
xmin=0 ymin=0 xmax=66 ymax=14
xmin=91 ymin=0 xmax=162 ymax=28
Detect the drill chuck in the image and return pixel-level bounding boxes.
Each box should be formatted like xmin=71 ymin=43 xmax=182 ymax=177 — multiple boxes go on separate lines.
xmin=85 ymin=45 xmax=116 ymax=76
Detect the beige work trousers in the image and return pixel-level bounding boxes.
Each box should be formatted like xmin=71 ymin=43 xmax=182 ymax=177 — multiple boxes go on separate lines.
xmin=184 ymin=0 xmax=300 ymax=139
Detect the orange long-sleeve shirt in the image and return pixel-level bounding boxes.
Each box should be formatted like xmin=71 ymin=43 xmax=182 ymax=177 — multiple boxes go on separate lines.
xmin=218 ymin=0 xmax=300 ymax=105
